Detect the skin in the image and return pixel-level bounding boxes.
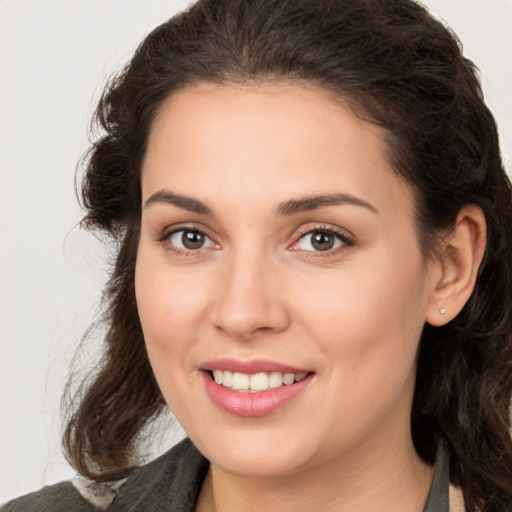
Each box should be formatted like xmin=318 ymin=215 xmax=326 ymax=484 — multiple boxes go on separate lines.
xmin=135 ymin=83 xmax=485 ymax=512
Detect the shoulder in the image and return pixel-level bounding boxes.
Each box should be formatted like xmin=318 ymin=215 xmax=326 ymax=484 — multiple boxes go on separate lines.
xmin=106 ymin=437 xmax=209 ymax=511
xmin=1 ymin=481 xmax=100 ymax=512
xmin=2 ymin=439 xmax=209 ymax=512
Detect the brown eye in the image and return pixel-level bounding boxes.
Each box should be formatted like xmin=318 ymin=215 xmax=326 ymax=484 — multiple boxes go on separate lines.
xmin=168 ymin=229 xmax=215 ymax=251
xmin=297 ymin=230 xmax=346 ymax=252
xmin=311 ymin=232 xmax=335 ymax=251
xmin=182 ymin=230 xmax=205 ymax=249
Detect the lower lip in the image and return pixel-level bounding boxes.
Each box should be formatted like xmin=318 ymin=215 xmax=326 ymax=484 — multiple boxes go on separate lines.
xmin=201 ymin=372 xmax=314 ymax=417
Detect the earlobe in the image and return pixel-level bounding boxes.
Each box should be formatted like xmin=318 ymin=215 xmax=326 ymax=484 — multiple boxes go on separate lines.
xmin=426 ymin=205 xmax=486 ymax=326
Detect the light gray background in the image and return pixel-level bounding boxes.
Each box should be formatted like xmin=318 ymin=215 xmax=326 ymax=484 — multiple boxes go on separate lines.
xmin=1 ymin=0 xmax=511 ymax=503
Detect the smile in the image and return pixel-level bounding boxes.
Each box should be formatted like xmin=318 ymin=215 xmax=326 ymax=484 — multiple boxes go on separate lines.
xmin=200 ymin=360 xmax=314 ymax=417
xmin=212 ymin=370 xmax=308 ymax=392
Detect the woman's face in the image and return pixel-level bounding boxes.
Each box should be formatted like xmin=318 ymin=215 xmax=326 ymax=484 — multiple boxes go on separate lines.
xmin=135 ymin=83 xmax=438 ymax=477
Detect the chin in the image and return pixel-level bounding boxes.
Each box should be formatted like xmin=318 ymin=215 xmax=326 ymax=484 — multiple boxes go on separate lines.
xmin=209 ymin=446 xmax=311 ymax=478
xmin=188 ymin=424 xmax=315 ymax=478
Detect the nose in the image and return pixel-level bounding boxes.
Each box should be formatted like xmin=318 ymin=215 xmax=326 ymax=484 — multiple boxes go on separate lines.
xmin=210 ymin=251 xmax=290 ymax=341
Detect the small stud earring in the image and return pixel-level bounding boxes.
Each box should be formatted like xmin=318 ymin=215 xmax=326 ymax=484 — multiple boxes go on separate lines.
xmin=440 ymin=308 xmax=446 ymax=317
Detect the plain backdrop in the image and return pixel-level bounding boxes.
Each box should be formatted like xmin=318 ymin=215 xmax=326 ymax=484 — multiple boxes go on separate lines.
xmin=1 ymin=0 xmax=511 ymax=503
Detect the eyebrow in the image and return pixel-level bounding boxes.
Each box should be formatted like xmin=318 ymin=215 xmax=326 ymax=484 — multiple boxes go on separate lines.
xmin=144 ymin=190 xmax=214 ymax=215
xmin=144 ymin=189 xmax=378 ymax=217
xmin=275 ymin=193 xmax=379 ymax=216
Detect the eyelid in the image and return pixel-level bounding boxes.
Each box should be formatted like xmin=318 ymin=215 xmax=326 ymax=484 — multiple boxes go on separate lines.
xmin=288 ymin=224 xmax=355 ymax=253
xmin=157 ymin=224 xmax=220 ymax=255
xmin=154 ymin=221 xmax=353 ymax=256
xmin=156 ymin=221 xmax=215 ymax=241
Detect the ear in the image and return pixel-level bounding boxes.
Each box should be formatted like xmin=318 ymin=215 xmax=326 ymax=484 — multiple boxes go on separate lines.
xmin=426 ymin=204 xmax=487 ymax=326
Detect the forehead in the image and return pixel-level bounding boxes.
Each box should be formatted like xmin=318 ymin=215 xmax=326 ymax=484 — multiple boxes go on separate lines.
xmin=141 ymin=82 xmax=414 ymax=220
xmin=147 ymin=82 xmax=384 ymax=158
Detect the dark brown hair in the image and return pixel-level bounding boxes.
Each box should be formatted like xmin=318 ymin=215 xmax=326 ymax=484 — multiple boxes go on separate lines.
xmin=64 ymin=1 xmax=512 ymax=510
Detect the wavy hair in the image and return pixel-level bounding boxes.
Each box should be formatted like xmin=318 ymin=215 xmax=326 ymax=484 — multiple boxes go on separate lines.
xmin=63 ymin=1 xmax=512 ymax=510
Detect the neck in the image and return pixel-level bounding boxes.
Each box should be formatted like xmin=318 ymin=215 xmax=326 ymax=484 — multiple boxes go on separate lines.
xmin=195 ymin=431 xmax=434 ymax=512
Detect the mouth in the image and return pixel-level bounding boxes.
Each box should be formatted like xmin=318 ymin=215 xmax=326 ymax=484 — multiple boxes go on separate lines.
xmin=200 ymin=359 xmax=315 ymax=417
xmin=208 ymin=369 xmax=309 ymax=392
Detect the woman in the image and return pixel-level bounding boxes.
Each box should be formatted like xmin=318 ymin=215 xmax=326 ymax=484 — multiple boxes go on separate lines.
xmin=4 ymin=0 xmax=512 ymax=510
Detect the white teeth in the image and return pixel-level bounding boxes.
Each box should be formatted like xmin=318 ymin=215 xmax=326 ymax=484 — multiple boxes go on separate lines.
xmin=223 ymin=370 xmax=233 ymax=388
xmin=249 ymin=372 xmax=269 ymax=391
xmin=211 ymin=370 xmax=309 ymax=392
xmin=232 ymin=372 xmax=250 ymax=391
xmin=283 ymin=373 xmax=295 ymax=385
xmin=269 ymin=372 xmax=283 ymax=389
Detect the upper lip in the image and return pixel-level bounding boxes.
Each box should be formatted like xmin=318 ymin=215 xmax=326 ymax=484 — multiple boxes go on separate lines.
xmin=200 ymin=358 xmax=312 ymax=374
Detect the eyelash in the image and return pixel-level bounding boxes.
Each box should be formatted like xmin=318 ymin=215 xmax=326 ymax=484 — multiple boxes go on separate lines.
xmin=157 ymin=224 xmax=354 ymax=257
xmin=290 ymin=225 xmax=354 ymax=256
xmin=158 ymin=226 xmax=218 ymax=257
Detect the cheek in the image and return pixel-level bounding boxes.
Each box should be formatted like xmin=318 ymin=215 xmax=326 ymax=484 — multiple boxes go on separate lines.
xmin=136 ymin=255 xmax=205 ymax=336
xmin=294 ymin=256 xmax=428 ymax=437
xmin=134 ymin=256 xmax=211 ymax=416
xmin=292 ymin=246 xmax=429 ymax=375
xmin=134 ymin=250 xmax=213 ymax=387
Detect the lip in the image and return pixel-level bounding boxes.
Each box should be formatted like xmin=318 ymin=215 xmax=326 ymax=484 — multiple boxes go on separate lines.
xmin=200 ymin=359 xmax=314 ymax=417
xmin=201 ymin=358 xmax=311 ymax=374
